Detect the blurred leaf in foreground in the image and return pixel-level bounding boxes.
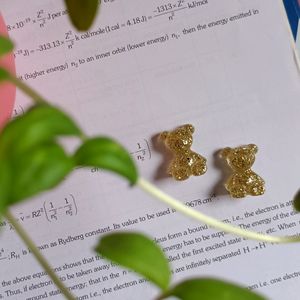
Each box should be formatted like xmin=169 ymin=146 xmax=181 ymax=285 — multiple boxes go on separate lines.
xmin=0 ymin=104 xmax=80 ymax=205
xmin=160 ymin=278 xmax=266 ymax=300
xmin=0 ymin=67 xmax=10 ymax=81
xmin=0 ymin=35 xmax=13 ymax=56
xmin=74 ymin=137 xmax=138 ymax=185
xmin=65 ymin=0 xmax=99 ymax=31
xmin=293 ymin=189 xmax=300 ymax=212
xmin=0 ymin=104 xmax=82 ymax=157
xmin=10 ymin=142 xmax=74 ymax=204
xmin=96 ymin=232 xmax=171 ymax=291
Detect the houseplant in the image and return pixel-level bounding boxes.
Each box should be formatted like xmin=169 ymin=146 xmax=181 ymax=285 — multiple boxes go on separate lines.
xmin=1 ymin=1 xmax=300 ymax=299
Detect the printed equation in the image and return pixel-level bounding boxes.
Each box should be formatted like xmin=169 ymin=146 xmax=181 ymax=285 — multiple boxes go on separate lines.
xmin=43 ymin=194 xmax=78 ymax=222
xmin=153 ymin=0 xmax=207 ymax=20
xmin=131 ymin=139 xmax=152 ymax=162
xmin=6 ymin=0 xmax=102 ymax=31
xmin=7 ymin=0 xmax=207 ymax=33
xmin=0 ymin=248 xmax=21 ymax=261
xmin=12 ymin=0 xmax=209 ymax=59
xmin=0 ymin=194 xmax=78 ymax=230
xmin=6 ymin=9 xmax=67 ymax=32
xmin=13 ymin=30 xmax=77 ymax=58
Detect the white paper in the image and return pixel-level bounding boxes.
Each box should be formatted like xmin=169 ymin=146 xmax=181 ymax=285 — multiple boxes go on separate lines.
xmin=1 ymin=0 xmax=300 ymax=299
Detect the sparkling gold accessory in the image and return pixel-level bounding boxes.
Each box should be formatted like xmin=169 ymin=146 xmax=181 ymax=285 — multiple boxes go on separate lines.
xmin=159 ymin=124 xmax=207 ymax=181
xmin=220 ymin=144 xmax=265 ymax=198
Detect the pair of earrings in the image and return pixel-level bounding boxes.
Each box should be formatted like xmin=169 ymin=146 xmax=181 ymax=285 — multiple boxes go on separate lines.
xmin=159 ymin=124 xmax=265 ymax=198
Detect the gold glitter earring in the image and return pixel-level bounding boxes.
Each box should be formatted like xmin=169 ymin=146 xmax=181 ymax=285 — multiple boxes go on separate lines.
xmin=159 ymin=124 xmax=207 ymax=181
xmin=220 ymin=144 xmax=265 ymax=198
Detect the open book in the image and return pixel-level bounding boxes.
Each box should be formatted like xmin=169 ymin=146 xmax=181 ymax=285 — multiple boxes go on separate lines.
xmin=1 ymin=0 xmax=300 ymax=299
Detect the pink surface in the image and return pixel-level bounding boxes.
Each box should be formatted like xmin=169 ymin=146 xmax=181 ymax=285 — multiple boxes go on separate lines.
xmin=0 ymin=14 xmax=16 ymax=129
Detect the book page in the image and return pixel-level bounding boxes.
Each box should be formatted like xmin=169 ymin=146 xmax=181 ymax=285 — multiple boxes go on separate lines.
xmin=1 ymin=0 xmax=300 ymax=299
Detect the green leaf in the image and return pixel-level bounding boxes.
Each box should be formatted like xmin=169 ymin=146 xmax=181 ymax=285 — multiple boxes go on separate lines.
xmin=0 ymin=67 xmax=10 ymax=81
xmin=9 ymin=142 xmax=74 ymax=204
xmin=0 ymin=104 xmax=82 ymax=157
xmin=95 ymin=232 xmax=171 ymax=291
xmin=0 ymin=35 xmax=14 ymax=56
xmin=74 ymin=137 xmax=138 ymax=184
xmin=0 ymin=160 xmax=11 ymax=213
xmin=160 ymin=278 xmax=266 ymax=300
xmin=65 ymin=0 xmax=99 ymax=31
xmin=0 ymin=104 xmax=80 ymax=205
xmin=293 ymin=189 xmax=300 ymax=212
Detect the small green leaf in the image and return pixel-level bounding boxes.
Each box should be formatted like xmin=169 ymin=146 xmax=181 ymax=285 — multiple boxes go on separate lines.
xmin=160 ymin=278 xmax=266 ymax=300
xmin=0 ymin=104 xmax=82 ymax=157
xmin=95 ymin=232 xmax=171 ymax=291
xmin=0 ymin=67 xmax=10 ymax=81
xmin=65 ymin=0 xmax=99 ymax=31
xmin=293 ymin=189 xmax=300 ymax=212
xmin=9 ymin=142 xmax=74 ymax=204
xmin=0 ymin=35 xmax=14 ymax=56
xmin=74 ymin=137 xmax=138 ymax=184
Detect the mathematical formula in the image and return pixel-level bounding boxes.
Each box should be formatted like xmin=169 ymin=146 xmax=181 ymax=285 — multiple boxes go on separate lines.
xmin=10 ymin=0 xmax=209 ymax=59
xmin=6 ymin=0 xmax=102 ymax=31
xmin=0 ymin=194 xmax=78 ymax=232
xmin=0 ymin=248 xmax=21 ymax=261
xmin=130 ymin=140 xmax=152 ymax=162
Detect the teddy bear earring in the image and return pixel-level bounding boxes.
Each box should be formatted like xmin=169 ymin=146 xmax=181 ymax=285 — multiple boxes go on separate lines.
xmin=220 ymin=144 xmax=265 ymax=198
xmin=159 ymin=124 xmax=207 ymax=181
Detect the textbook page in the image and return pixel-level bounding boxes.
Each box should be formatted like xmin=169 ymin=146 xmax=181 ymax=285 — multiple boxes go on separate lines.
xmin=1 ymin=0 xmax=300 ymax=299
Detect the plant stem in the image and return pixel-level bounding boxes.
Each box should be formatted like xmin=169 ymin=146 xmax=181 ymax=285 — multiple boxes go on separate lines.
xmin=4 ymin=210 xmax=76 ymax=300
xmin=137 ymin=178 xmax=300 ymax=244
xmin=8 ymin=73 xmax=46 ymax=104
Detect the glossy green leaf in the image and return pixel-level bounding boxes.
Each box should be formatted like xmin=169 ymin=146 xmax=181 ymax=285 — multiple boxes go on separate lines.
xmin=96 ymin=232 xmax=171 ymax=291
xmin=0 ymin=67 xmax=10 ymax=81
xmin=0 ymin=104 xmax=82 ymax=157
xmin=74 ymin=137 xmax=138 ymax=184
xmin=293 ymin=189 xmax=300 ymax=212
xmin=0 ymin=160 xmax=11 ymax=213
xmin=65 ymin=0 xmax=99 ymax=31
xmin=0 ymin=35 xmax=14 ymax=56
xmin=9 ymin=142 xmax=74 ymax=204
xmin=160 ymin=278 xmax=266 ymax=300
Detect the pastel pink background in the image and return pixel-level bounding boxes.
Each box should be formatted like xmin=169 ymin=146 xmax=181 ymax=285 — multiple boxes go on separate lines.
xmin=0 ymin=14 xmax=16 ymax=129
